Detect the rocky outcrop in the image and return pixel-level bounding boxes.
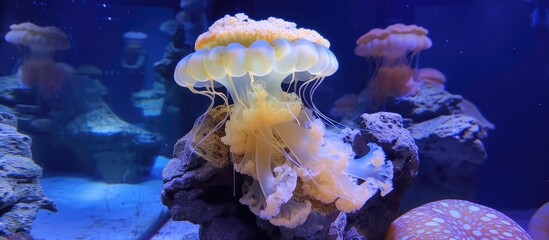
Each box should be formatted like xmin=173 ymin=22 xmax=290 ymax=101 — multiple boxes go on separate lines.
xmin=0 ymin=112 xmax=56 ymax=237
xmin=386 ymin=86 xmax=493 ymax=210
xmin=0 ymin=74 xmax=163 ymax=183
xmin=59 ymin=76 xmax=163 ymax=183
xmin=161 ymin=107 xmax=419 ymax=239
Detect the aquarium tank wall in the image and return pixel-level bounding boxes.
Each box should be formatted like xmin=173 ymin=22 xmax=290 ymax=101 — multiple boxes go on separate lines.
xmin=0 ymin=0 xmax=547 ymax=239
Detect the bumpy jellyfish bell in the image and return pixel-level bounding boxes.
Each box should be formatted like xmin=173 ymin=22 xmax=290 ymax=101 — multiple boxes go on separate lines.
xmin=174 ymin=38 xmax=338 ymax=89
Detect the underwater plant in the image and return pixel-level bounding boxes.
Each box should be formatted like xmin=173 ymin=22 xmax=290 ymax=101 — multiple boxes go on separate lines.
xmin=4 ymin=22 xmax=72 ymax=100
xmin=354 ymin=23 xmax=432 ymax=111
xmin=174 ymin=13 xmax=394 ymax=228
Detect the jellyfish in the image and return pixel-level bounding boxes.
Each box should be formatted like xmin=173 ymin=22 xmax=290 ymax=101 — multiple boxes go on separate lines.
xmin=175 ymin=10 xmax=208 ymax=46
xmin=174 ymin=13 xmax=394 ymax=228
xmin=4 ymin=22 xmax=72 ymax=100
xmin=354 ymin=23 xmax=432 ymax=111
xmin=121 ymin=31 xmax=147 ymax=70
xmin=415 ymin=67 xmax=446 ymax=89
xmin=329 ymin=93 xmax=359 ymax=118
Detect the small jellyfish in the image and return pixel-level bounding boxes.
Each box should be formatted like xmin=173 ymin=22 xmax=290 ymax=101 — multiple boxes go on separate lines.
xmin=4 ymin=22 xmax=72 ymax=101
xmin=355 ymin=23 xmax=432 ymax=111
xmin=121 ymin=31 xmax=147 ymax=70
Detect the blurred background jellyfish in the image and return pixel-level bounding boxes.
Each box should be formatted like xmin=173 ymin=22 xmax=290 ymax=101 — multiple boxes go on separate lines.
xmin=415 ymin=67 xmax=446 ymax=90
xmin=179 ymin=0 xmax=207 ymax=10
xmin=4 ymin=22 xmax=72 ymax=101
xmin=354 ymin=23 xmax=432 ymax=112
xmin=175 ymin=1 xmax=208 ymax=47
xmin=174 ymin=13 xmax=393 ymax=228
xmin=121 ymin=31 xmax=148 ymax=70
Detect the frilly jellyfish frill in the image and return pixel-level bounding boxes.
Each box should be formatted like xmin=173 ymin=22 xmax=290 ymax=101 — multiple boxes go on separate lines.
xmin=174 ymin=14 xmax=394 ymax=228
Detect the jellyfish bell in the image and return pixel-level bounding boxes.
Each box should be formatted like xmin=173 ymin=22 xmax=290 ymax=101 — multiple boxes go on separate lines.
xmin=355 ymin=23 xmax=432 ymax=66
xmin=122 ymin=31 xmax=148 ymax=69
xmin=174 ymin=13 xmax=394 ymax=228
xmin=180 ymin=0 xmax=207 ymax=10
xmin=353 ymin=23 xmax=432 ymax=111
xmin=175 ymin=13 xmax=337 ymax=105
xmin=123 ymin=31 xmax=148 ymax=46
xmin=4 ymin=22 xmax=70 ymax=61
xmin=4 ymin=22 xmax=72 ymax=102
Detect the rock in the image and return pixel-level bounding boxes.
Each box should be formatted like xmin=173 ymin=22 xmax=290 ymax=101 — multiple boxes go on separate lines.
xmin=347 ymin=112 xmax=420 ymax=239
xmin=132 ymin=81 xmax=166 ymax=117
xmin=408 ymin=114 xmax=487 ymax=167
xmin=400 ymin=114 xmax=487 ymax=206
xmin=386 ymin=86 xmax=462 ymax=123
xmin=0 ymin=113 xmax=31 ymax=158
xmin=154 ymin=42 xmax=191 ymax=82
xmin=62 ymin=101 xmax=163 ymax=183
xmin=161 ymin=107 xmax=419 ymax=239
xmin=0 ymin=112 xmax=56 ymax=237
xmin=386 ymin=86 xmax=493 ymax=211
xmin=0 ymin=75 xmax=50 ymax=110
xmin=160 ymin=107 xmax=260 ymax=236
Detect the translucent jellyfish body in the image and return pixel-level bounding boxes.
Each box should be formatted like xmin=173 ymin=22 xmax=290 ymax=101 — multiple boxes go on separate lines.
xmin=174 ymin=13 xmax=394 ymax=228
xmin=4 ymin=22 xmax=72 ymax=100
xmin=355 ymin=23 xmax=432 ymax=111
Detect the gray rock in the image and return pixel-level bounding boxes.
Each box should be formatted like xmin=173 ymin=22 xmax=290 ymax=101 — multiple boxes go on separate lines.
xmin=0 ymin=113 xmax=31 ymax=159
xmin=0 ymin=72 xmax=163 ymax=183
xmin=161 ymin=108 xmax=419 ymax=239
xmin=345 ymin=112 xmax=419 ymax=239
xmin=132 ymin=81 xmax=166 ymax=117
xmin=386 ymin=86 xmax=493 ymax=211
xmin=399 ymin=114 xmax=487 ymax=207
xmin=386 ymin=86 xmax=462 ymax=123
xmin=154 ymin=42 xmax=191 ymax=82
xmin=0 ymin=112 xmax=56 ymax=237
xmin=61 ymin=101 xmax=162 ymax=183
xmin=0 ymin=75 xmax=23 ymax=105
xmin=160 ymin=107 xmax=263 ymax=237
xmin=408 ymin=114 xmax=487 ymax=167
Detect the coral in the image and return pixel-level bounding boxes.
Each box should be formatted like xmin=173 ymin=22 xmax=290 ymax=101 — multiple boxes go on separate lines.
xmin=386 ymin=199 xmax=532 ymax=239
xmin=529 ymin=202 xmax=549 ymax=239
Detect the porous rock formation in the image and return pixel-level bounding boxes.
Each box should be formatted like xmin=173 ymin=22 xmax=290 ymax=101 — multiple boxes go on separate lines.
xmin=161 ymin=106 xmax=419 ymax=239
xmin=0 ymin=74 xmax=163 ymax=183
xmin=0 ymin=112 xmax=56 ymax=237
xmin=386 ymin=86 xmax=493 ymax=210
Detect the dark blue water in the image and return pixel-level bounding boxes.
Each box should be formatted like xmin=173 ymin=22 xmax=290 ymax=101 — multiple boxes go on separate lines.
xmin=1 ymin=0 xmax=546 ymax=211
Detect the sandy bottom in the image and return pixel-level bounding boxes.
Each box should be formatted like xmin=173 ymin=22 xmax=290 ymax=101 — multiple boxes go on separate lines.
xmin=31 ymin=156 xmax=199 ymax=240
xmin=29 ymin=156 xmax=537 ymax=239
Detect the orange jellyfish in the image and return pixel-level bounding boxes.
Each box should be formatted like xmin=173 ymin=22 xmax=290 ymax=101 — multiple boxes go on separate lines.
xmin=174 ymin=13 xmax=394 ymax=228
xmin=355 ymin=23 xmax=432 ymax=110
xmin=4 ymin=22 xmax=71 ymax=100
